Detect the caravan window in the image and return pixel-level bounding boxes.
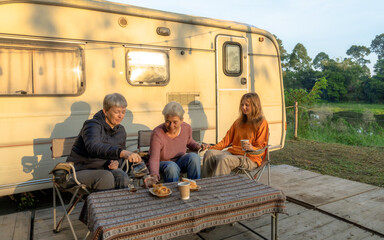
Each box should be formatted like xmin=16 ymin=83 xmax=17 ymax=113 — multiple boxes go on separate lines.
xmin=126 ymin=49 xmax=169 ymax=86
xmin=0 ymin=41 xmax=84 ymax=96
xmin=223 ymin=42 xmax=242 ymax=76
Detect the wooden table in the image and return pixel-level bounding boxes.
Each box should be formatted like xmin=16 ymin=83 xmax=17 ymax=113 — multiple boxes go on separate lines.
xmin=80 ymin=175 xmax=286 ymax=240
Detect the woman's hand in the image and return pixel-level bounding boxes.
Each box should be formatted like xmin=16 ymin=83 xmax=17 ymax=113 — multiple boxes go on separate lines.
xmin=108 ymin=160 xmax=119 ymax=170
xmin=200 ymin=143 xmax=210 ymax=150
xmin=150 ymin=174 xmax=160 ymax=182
xmin=242 ymin=142 xmax=254 ymax=151
xmin=120 ymin=150 xmax=142 ymax=163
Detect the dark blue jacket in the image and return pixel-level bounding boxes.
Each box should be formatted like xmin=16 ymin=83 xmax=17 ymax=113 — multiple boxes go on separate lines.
xmin=67 ymin=110 xmax=126 ymax=171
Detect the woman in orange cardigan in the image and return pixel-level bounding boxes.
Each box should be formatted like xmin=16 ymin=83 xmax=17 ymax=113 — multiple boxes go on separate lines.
xmin=201 ymin=92 xmax=268 ymax=177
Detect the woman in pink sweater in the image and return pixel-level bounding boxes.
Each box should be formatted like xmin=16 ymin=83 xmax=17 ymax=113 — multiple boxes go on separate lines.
xmin=148 ymin=102 xmax=209 ymax=182
xmin=202 ymin=93 xmax=268 ymax=177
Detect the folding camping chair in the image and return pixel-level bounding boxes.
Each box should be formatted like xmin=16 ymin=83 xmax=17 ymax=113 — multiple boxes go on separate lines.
xmin=136 ymin=130 xmax=152 ymax=162
xmin=137 ymin=130 xmax=152 ymax=153
xmin=50 ymin=137 xmax=91 ymax=240
xmin=50 ymin=138 xmax=130 ymax=239
xmin=233 ymin=131 xmax=271 ymax=185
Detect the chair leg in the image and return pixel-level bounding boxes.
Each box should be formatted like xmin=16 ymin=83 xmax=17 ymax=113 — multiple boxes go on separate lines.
xmin=268 ymin=162 xmax=271 ymax=185
xmin=53 ymin=185 xmax=79 ymax=240
xmin=55 ymin=187 xmax=82 ymax=232
xmin=254 ymin=167 xmax=266 ymax=182
xmin=56 ymin=194 xmax=82 ymax=232
xmin=53 ymin=184 xmax=56 ymax=231
xmin=241 ymin=169 xmax=254 ymax=181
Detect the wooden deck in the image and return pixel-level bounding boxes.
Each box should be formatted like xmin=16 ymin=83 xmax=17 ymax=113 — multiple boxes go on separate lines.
xmin=1 ymin=165 xmax=383 ymax=240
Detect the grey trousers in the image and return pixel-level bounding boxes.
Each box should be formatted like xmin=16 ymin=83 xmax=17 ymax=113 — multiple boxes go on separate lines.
xmin=75 ymin=169 xmax=129 ymax=191
xmin=201 ymin=149 xmax=258 ymax=178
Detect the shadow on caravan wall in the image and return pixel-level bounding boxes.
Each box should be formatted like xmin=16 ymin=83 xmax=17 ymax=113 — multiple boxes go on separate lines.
xmin=20 ymin=102 xmax=91 ymax=185
xmin=17 ymin=100 xmax=152 ymax=194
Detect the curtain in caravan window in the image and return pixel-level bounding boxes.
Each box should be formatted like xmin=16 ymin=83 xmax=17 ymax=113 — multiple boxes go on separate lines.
xmin=0 ymin=48 xmax=32 ymax=94
xmin=33 ymin=49 xmax=81 ymax=94
xmin=126 ymin=50 xmax=169 ymax=86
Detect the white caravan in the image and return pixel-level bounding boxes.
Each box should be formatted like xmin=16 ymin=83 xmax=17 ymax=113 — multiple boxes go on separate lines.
xmin=0 ymin=0 xmax=286 ymax=196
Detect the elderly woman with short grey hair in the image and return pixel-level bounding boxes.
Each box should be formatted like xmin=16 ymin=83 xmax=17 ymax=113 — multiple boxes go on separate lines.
xmin=148 ymin=101 xmax=209 ymax=182
xmin=66 ymin=93 xmax=141 ymax=191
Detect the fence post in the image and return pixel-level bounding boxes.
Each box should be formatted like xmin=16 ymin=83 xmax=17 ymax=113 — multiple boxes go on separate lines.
xmin=294 ymin=101 xmax=298 ymax=139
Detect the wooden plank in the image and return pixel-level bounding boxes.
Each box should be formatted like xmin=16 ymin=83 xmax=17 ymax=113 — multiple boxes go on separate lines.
xmin=198 ymin=223 xmax=249 ymax=240
xmin=172 ymin=234 xmax=202 ymax=240
xmin=257 ymin=164 xmax=322 ymax=186
xmin=34 ymin=211 xmax=85 ymax=235
xmin=34 ymin=202 xmax=86 ymax=239
xmin=240 ymin=202 xmax=308 ymax=229
xmin=274 ymin=174 xmax=377 ymax=207
xmin=1 ymin=213 xmax=17 ymax=240
xmin=252 ymin=206 xmax=376 ymax=240
xmin=13 ymin=212 xmax=31 ymax=240
xmin=319 ymin=188 xmax=384 ymax=235
xmin=224 ymin=231 xmax=264 ymax=240
xmin=34 ymin=228 xmax=90 ymax=240
xmin=323 ymin=227 xmax=382 ymax=240
xmin=34 ymin=202 xmax=83 ymax=221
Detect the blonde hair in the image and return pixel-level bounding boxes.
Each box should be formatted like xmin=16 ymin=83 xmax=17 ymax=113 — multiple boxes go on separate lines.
xmin=238 ymin=92 xmax=265 ymax=130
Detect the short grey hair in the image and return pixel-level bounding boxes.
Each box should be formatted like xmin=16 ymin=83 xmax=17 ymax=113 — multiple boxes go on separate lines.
xmin=103 ymin=93 xmax=127 ymax=111
xmin=162 ymin=101 xmax=185 ymax=120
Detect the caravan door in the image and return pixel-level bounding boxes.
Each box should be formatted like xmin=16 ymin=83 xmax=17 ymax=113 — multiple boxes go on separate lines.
xmin=216 ymin=35 xmax=248 ymax=142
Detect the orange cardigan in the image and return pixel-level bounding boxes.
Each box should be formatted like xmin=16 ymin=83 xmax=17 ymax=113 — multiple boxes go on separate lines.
xmin=211 ymin=118 xmax=268 ymax=166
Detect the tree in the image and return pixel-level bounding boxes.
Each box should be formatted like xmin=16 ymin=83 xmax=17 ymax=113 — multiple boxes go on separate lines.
xmin=373 ymin=58 xmax=384 ymax=78
xmin=274 ymin=35 xmax=289 ymax=70
xmin=274 ymin=35 xmax=288 ymax=62
xmin=285 ymin=77 xmax=327 ymax=107
xmin=371 ymin=33 xmax=384 ymax=59
xmin=321 ymin=58 xmax=366 ymax=101
xmin=288 ymin=43 xmax=312 ymax=72
xmin=362 ymin=77 xmax=384 ymax=103
xmin=313 ymin=52 xmax=330 ymax=70
xmin=346 ymin=45 xmax=371 ymax=66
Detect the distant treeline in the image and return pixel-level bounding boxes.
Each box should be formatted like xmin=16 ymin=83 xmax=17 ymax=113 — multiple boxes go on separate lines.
xmin=276 ymin=33 xmax=384 ymax=103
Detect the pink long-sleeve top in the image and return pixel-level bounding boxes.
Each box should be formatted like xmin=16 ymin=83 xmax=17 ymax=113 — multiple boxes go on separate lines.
xmin=148 ymin=122 xmax=200 ymax=176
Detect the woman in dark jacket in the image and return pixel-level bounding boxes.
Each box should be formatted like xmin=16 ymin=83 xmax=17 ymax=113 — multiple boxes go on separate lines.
xmin=66 ymin=93 xmax=141 ymax=191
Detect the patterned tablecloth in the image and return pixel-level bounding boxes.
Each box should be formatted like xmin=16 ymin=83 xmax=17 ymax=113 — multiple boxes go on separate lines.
xmin=80 ymin=174 xmax=287 ymax=240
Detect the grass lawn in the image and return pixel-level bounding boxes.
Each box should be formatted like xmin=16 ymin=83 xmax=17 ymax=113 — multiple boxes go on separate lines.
xmin=270 ymin=139 xmax=384 ymax=188
xmin=312 ymin=102 xmax=384 ymax=115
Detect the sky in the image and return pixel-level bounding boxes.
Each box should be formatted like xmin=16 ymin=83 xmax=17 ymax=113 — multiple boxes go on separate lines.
xmin=111 ymin=0 xmax=384 ymax=72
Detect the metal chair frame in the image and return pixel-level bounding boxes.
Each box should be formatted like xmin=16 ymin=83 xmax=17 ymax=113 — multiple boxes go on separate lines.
xmin=51 ymin=137 xmax=87 ymax=240
xmin=137 ymin=130 xmax=153 ymax=153
xmin=51 ymin=137 xmax=128 ymax=240
xmin=233 ymin=132 xmax=271 ymax=185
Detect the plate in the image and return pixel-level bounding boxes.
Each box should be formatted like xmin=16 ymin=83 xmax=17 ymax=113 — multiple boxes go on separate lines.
xmin=149 ymin=188 xmax=172 ymax=198
xmin=181 ymin=178 xmax=201 ymax=191
xmin=190 ymin=185 xmax=201 ymax=192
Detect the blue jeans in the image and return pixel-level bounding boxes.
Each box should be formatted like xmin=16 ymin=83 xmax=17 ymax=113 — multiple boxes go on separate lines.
xmin=159 ymin=153 xmax=201 ymax=182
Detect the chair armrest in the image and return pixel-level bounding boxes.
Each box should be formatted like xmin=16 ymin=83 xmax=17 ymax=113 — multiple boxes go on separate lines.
xmin=66 ymin=163 xmax=82 ymax=186
xmin=245 ymin=145 xmax=270 ymax=155
xmin=51 ymin=162 xmax=82 ymax=186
